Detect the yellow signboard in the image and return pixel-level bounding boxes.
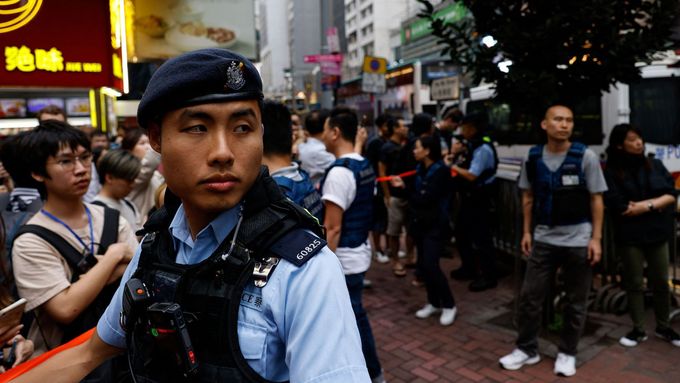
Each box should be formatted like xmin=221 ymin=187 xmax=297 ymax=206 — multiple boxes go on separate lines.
xmin=362 ymin=56 xmax=387 ymax=74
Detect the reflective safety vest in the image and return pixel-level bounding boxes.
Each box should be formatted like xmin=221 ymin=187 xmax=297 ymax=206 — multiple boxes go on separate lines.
xmin=320 ymin=157 xmax=375 ymax=248
xmin=273 ymin=168 xmax=324 ymax=222
xmin=526 ymin=142 xmax=591 ymax=226
xmin=124 ymin=168 xmax=326 ymax=383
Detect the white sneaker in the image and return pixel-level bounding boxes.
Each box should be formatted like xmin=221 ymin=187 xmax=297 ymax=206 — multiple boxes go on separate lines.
xmin=439 ymin=307 xmax=457 ymax=326
xmin=398 ymin=250 xmax=407 ymax=258
xmin=415 ymin=304 xmax=441 ymax=319
xmin=375 ymin=251 xmax=390 ymax=264
xmin=499 ymin=348 xmax=540 ymax=371
xmin=554 ymin=352 xmax=576 ymax=377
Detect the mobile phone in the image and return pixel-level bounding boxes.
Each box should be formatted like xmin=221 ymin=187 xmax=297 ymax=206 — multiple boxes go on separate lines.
xmin=0 ymin=298 xmax=27 ymax=330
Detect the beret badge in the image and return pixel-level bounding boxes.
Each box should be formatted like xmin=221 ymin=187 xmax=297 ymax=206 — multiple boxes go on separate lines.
xmin=225 ymin=61 xmax=246 ymax=91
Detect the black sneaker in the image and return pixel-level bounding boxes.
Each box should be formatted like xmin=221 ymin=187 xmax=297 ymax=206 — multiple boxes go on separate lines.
xmin=619 ymin=328 xmax=647 ymax=347
xmin=468 ymin=277 xmax=498 ymax=292
xmin=655 ymin=326 xmax=680 ymax=347
xmin=450 ymin=267 xmax=477 ymax=281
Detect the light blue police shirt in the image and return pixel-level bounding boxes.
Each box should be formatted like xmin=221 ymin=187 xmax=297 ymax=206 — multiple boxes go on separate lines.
xmin=468 ymin=144 xmax=496 ymax=184
xmin=97 ymin=204 xmax=370 ymax=382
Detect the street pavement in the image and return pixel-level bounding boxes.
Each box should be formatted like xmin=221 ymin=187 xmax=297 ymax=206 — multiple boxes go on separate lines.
xmin=363 ymin=254 xmax=680 ymax=383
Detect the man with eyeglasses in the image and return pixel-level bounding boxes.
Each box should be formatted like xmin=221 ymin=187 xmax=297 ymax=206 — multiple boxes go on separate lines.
xmin=11 ymin=120 xmax=137 ymax=380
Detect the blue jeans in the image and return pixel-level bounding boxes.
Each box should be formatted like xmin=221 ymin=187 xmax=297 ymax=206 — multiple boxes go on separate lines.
xmin=345 ymin=273 xmax=382 ymax=379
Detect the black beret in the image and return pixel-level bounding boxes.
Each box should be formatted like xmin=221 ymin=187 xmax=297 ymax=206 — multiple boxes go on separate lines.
xmin=460 ymin=112 xmax=487 ymax=129
xmin=137 ymin=48 xmax=263 ymax=128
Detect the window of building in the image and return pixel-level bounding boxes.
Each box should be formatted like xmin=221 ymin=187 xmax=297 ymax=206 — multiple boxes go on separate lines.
xmin=348 ymin=31 xmax=357 ymax=44
xmin=362 ymin=43 xmax=373 ymax=57
xmin=630 ymin=77 xmax=680 ymax=145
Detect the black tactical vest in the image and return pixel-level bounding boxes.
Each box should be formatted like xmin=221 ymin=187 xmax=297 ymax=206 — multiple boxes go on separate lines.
xmin=125 ymin=168 xmax=326 ymax=383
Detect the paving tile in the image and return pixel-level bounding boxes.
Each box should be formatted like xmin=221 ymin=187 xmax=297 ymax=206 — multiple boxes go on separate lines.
xmin=363 ymin=255 xmax=680 ymax=382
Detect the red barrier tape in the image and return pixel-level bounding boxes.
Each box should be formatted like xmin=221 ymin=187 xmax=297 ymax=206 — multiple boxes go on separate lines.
xmin=1 ymin=328 xmax=95 ymax=382
xmin=376 ymin=168 xmax=459 ymax=182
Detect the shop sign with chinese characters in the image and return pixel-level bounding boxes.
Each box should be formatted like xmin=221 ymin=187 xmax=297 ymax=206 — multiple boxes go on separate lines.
xmin=0 ymin=0 xmax=126 ymax=91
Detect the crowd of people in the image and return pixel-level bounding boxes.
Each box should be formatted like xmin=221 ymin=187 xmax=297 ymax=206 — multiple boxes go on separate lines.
xmin=0 ymin=48 xmax=677 ymax=382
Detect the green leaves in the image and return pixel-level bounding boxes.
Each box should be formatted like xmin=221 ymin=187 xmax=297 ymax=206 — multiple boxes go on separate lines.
xmin=416 ymin=0 xmax=679 ymax=112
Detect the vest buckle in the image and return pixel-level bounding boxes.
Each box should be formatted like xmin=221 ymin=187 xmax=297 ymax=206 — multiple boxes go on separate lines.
xmin=252 ymin=257 xmax=280 ymax=288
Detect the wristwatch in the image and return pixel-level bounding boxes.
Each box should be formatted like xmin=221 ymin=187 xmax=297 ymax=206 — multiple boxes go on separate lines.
xmin=647 ymin=201 xmax=655 ymax=211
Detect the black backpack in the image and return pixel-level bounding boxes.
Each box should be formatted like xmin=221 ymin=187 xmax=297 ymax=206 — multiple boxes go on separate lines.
xmin=13 ymin=206 xmax=120 ymax=344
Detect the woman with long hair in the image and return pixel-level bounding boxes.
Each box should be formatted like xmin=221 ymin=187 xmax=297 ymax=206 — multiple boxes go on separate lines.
xmin=392 ymin=135 xmax=457 ymax=326
xmin=603 ymin=123 xmax=680 ymax=348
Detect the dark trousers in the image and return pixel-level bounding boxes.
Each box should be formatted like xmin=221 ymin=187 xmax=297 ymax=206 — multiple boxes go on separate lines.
xmin=619 ymin=241 xmax=671 ymax=330
xmin=456 ymin=193 xmax=496 ymax=279
xmin=415 ymin=230 xmax=455 ymax=309
xmin=345 ymin=273 xmax=382 ymax=379
xmin=516 ymin=242 xmax=592 ymax=356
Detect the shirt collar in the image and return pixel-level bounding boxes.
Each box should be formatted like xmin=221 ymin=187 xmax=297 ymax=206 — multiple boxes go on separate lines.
xmin=270 ymin=162 xmax=300 ymax=178
xmin=168 ymin=203 xmax=242 ymax=251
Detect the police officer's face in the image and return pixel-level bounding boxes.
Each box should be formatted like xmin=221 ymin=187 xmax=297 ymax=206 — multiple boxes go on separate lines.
xmin=152 ymin=100 xmax=263 ymax=219
xmin=541 ymin=106 xmax=574 ymax=142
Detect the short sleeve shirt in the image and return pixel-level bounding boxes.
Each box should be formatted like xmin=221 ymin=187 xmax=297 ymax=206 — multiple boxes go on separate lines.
xmin=320 ymin=153 xmax=372 ymax=275
xmin=12 ymin=203 xmax=138 ymax=355
xmin=518 ymin=145 xmax=607 ymax=247
xmin=468 ymin=144 xmax=497 ymax=184
xmin=96 ymin=204 xmax=369 ymax=382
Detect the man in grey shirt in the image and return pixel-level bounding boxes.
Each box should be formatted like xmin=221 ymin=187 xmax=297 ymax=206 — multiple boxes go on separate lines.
xmin=298 ymin=109 xmax=335 ymax=187
xmin=499 ymin=105 xmax=607 ymax=377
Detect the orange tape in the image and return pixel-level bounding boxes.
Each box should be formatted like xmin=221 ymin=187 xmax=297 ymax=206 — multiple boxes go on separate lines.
xmin=376 ymin=168 xmax=459 ymax=182
xmin=376 ymin=170 xmax=417 ymax=182
xmin=0 ymin=328 xmax=95 ymax=382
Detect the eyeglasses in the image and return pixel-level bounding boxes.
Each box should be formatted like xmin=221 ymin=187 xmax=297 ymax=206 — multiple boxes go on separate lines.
xmin=50 ymin=152 xmax=93 ymax=172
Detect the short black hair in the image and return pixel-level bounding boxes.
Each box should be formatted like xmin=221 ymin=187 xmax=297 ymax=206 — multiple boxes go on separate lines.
xmin=443 ymin=108 xmax=463 ymax=123
xmin=460 ymin=112 xmax=487 ymax=131
xmin=97 ymin=149 xmax=141 ymax=185
xmin=411 ymin=113 xmax=434 ymax=137
xmin=90 ymin=129 xmax=107 ymax=139
xmin=262 ymin=99 xmax=292 ymax=156
xmin=417 ymin=135 xmax=443 ymax=163
xmin=0 ymin=131 xmax=40 ymax=189
xmin=304 ymin=109 xmax=330 ymax=135
xmin=375 ymin=113 xmax=396 ymax=136
xmin=24 ymin=120 xmax=91 ymax=195
xmin=36 ymin=105 xmax=66 ymax=122
xmin=121 ymin=127 xmax=146 ymax=151
xmin=327 ymin=106 xmax=358 ymax=143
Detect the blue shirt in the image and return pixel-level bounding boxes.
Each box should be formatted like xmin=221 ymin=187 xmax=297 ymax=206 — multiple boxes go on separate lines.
xmin=97 ymin=204 xmax=370 ymax=382
xmin=468 ymin=144 xmax=496 ymax=184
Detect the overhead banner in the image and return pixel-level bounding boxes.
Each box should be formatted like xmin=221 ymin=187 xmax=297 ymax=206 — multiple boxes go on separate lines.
xmin=0 ymin=0 xmax=126 ymax=92
xmin=132 ymin=0 xmax=257 ymax=61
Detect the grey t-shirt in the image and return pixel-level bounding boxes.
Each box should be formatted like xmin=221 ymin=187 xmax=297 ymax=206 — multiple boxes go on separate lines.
xmin=518 ymin=146 xmax=607 ymax=247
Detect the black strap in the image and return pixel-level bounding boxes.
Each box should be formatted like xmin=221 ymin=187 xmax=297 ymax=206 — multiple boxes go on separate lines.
xmin=14 ymin=225 xmax=84 ymax=274
xmin=123 ymin=199 xmax=137 ymax=215
xmin=0 ymin=193 xmax=9 ymax=211
xmin=99 ymin=207 xmax=119 ymax=254
xmin=87 ymin=203 xmax=120 ymax=254
xmin=90 ymin=200 xmax=108 ymax=209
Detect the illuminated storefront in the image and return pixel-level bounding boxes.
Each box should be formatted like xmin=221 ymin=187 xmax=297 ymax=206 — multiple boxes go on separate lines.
xmin=0 ymin=0 xmax=128 ymax=133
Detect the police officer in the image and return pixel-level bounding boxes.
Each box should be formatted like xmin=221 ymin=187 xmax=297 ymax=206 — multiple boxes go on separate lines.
xmin=499 ymin=104 xmax=606 ymax=377
xmin=15 ymin=49 xmax=370 ymax=383
xmin=320 ymin=107 xmax=385 ymax=383
xmin=261 ymin=100 xmax=323 ymax=222
xmin=449 ymin=113 xmax=499 ymax=292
